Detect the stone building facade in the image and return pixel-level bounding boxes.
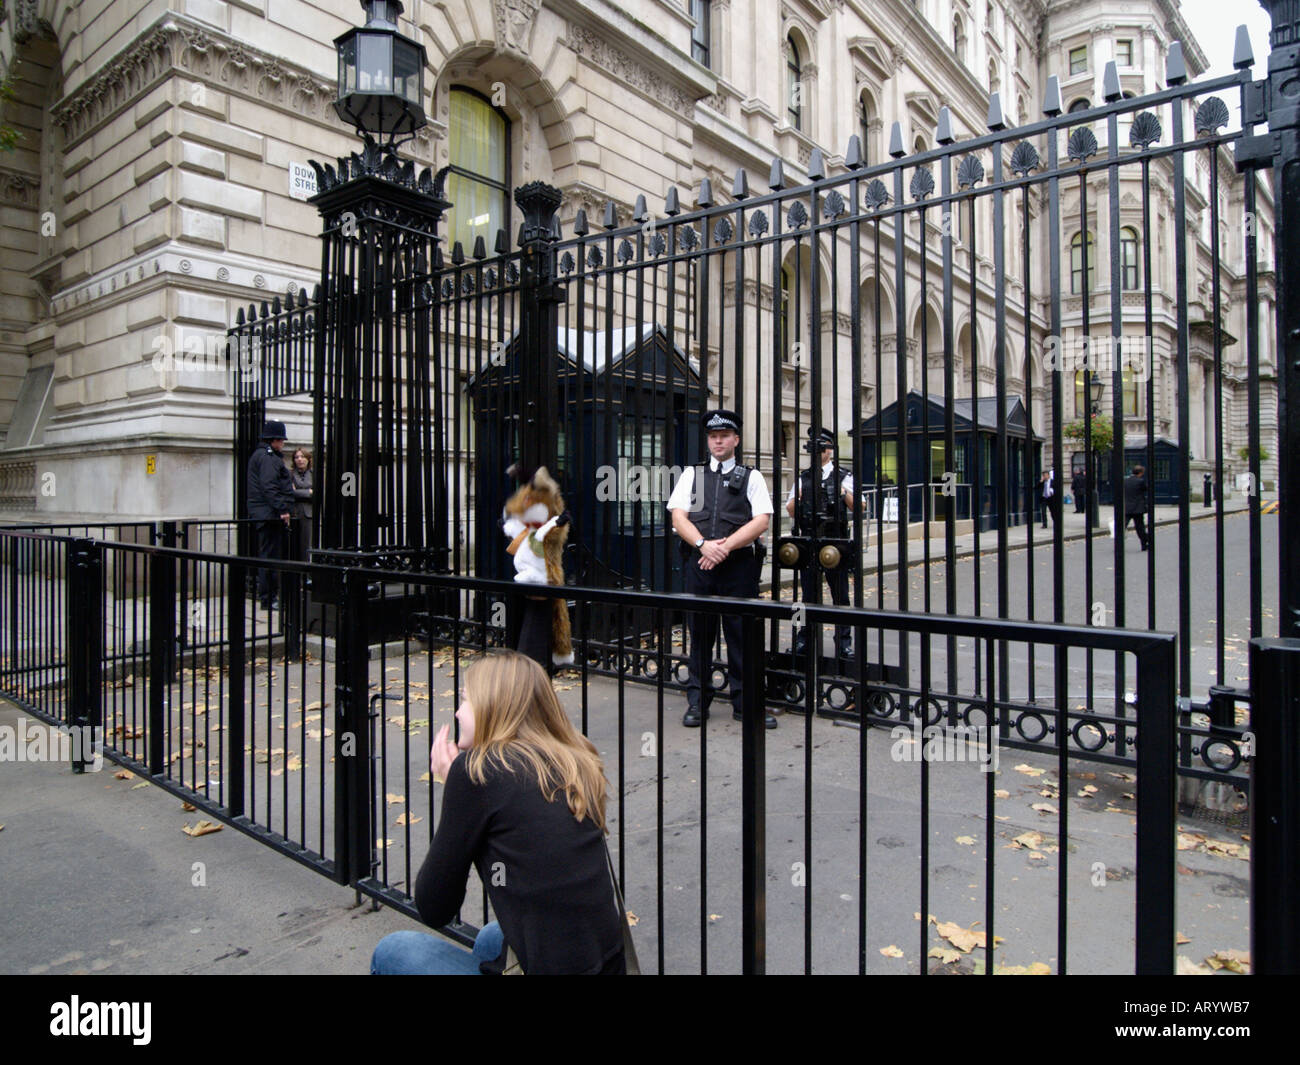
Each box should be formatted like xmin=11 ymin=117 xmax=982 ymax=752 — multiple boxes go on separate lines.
xmin=0 ymin=0 xmax=1276 ymax=522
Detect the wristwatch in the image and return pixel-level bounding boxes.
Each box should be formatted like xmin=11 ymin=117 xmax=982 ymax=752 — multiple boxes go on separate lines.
xmin=693 ymin=537 xmax=705 ymax=549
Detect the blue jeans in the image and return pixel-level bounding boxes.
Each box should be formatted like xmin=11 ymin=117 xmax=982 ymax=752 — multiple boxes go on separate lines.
xmin=370 ymin=922 xmax=505 ymax=975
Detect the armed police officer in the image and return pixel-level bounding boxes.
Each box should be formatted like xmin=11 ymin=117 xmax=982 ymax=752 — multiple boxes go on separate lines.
xmin=667 ymin=409 xmax=777 ymax=730
xmin=786 ymin=426 xmax=856 ymax=660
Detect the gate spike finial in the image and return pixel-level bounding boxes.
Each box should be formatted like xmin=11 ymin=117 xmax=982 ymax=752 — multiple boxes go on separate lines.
xmin=664 ymin=187 xmax=681 ymax=215
xmin=1103 ymin=61 xmax=1122 ymax=102
xmin=550 ymin=216 xmax=562 ymax=240
xmin=452 ymin=241 xmax=465 ymax=265
xmin=808 ymin=148 xmax=825 ymax=179
xmin=603 ymin=201 xmax=618 ymax=229
xmin=769 ymin=157 xmax=784 ymax=189
xmin=633 ymin=194 xmax=648 ymax=222
xmin=236 ymin=307 xmax=245 ymax=325
xmin=936 ymin=107 xmax=954 ymax=145
xmin=1043 ymin=76 xmax=1063 ymax=116
xmin=495 ymin=228 xmax=509 ymax=253
xmin=696 ymin=177 xmax=713 ymax=207
xmin=733 ymin=169 xmax=749 ymax=199
xmin=312 ymin=284 xmax=321 ymax=303
xmin=516 ymin=223 xmax=527 ymax=247
xmin=1166 ymin=42 xmax=1187 ymax=86
xmin=888 ymin=121 xmax=905 ymax=158
xmin=1233 ymin=25 xmax=1254 ymax=69
xmin=986 ymin=92 xmax=1005 ymax=131
xmin=573 ymin=210 xmax=589 ymax=235
xmin=473 ymin=236 xmax=486 ymax=259
xmin=845 ymin=134 xmax=864 ymax=169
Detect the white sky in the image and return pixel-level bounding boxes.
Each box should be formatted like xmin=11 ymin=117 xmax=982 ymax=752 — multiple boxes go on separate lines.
xmin=1178 ymin=0 xmax=1273 ymax=79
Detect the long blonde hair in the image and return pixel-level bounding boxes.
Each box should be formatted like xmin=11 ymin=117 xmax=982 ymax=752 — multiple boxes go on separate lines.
xmin=461 ymin=652 xmax=608 ymax=831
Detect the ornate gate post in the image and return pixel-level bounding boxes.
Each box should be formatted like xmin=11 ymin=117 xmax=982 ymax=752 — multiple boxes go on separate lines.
xmin=514 ymin=182 xmax=564 ymax=474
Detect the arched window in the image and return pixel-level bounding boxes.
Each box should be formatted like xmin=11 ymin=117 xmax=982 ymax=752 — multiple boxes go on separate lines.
xmin=1120 ymin=227 xmax=1140 ymax=289
xmin=1017 ymin=93 xmax=1027 ymax=127
xmin=786 ymin=35 xmax=803 ymax=131
xmin=1068 ymin=98 xmax=1091 ymax=114
xmin=953 ymin=16 xmax=967 ymax=64
xmin=989 ymin=59 xmax=1000 ymax=96
xmin=859 ymin=93 xmax=874 ymax=166
xmin=446 ymin=88 xmax=509 ymax=255
xmin=691 ymin=0 xmax=711 ymax=69
xmin=1070 ymin=232 xmax=1095 ymax=294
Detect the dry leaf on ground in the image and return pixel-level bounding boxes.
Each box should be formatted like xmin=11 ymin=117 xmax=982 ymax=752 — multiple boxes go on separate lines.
xmin=626 ymin=911 xmax=638 ymax=927
xmin=182 ymin=820 xmax=222 ymax=837
xmin=113 ymin=770 xmax=133 ymax=780
xmin=879 ymin=945 xmax=905 ymax=958
xmin=1204 ymin=950 xmax=1250 ymax=974
xmin=394 ymin=812 xmax=422 ymax=827
xmin=1176 ymin=955 xmax=1210 ymax=975
xmin=954 ymin=835 xmax=976 ymax=846
xmin=1014 ymin=764 xmax=1046 ymax=778
xmin=1031 ymin=803 xmax=1058 ymax=815
xmin=927 ymin=946 xmax=962 ymax=965
xmin=181 ymin=802 xmax=196 ymax=812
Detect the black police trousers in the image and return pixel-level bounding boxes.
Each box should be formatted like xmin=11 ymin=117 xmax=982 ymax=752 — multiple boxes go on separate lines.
xmin=795 ymin=564 xmax=852 ymax=655
xmin=684 ymin=549 xmax=759 ymax=714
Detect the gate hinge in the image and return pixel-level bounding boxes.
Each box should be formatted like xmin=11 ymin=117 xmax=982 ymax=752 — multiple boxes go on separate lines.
xmin=1236 ymin=132 xmax=1276 ymax=172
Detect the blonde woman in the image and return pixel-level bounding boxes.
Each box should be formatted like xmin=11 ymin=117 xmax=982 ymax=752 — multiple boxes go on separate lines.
xmin=370 ymin=652 xmax=628 ymax=974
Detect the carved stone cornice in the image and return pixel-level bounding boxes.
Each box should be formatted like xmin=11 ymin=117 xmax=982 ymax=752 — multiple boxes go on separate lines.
xmin=13 ymin=0 xmax=55 ymax=44
xmin=0 ymin=166 xmax=40 ymax=207
xmin=48 ymin=15 xmax=406 ymax=158
xmin=560 ymin=181 xmax=633 ymax=227
xmin=567 ymin=23 xmax=694 ymax=114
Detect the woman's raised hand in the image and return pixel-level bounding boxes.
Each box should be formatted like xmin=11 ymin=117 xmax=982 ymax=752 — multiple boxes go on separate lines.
xmin=431 ymin=723 xmax=460 ymax=783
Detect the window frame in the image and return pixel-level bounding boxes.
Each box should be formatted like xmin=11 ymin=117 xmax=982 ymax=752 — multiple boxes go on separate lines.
xmin=691 ymin=0 xmax=711 ymax=69
xmin=445 ymin=86 xmax=511 ymax=257
xmin=1069 ymin=45 xmax=1088 ymax=75
xmin=1070 ymin=231 xmax=1096 ymax=295
xmin=786 ymin=35 xmax=803 ymax=131
xmin=1115 ymin=39 xmax=1133 ymax=67
xmin=1120 ymin=226 xmax=1140 ymax=290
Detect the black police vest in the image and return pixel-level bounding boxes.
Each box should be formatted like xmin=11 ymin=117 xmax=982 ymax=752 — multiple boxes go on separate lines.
xmin=796 ymin=465 xmax=848 ymax=532
xmin=693 ymin=463 xmax=754 ymax=539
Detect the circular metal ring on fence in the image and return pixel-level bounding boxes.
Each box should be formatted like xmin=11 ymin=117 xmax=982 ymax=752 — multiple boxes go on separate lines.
xmin=674 ymin=661 xmax=691 ymax=686
xmin=1071 ymin=717 xmax=1109 ymax=753
xmin=824 ymin=683 xmax=850 ymax=710
xmin=863 ymin=690 xmax=896 ymax=718
xmin=711 ymin=667 xmax=727 ymax=690
xmin=1200 ymin=739 xmax=1243 ymax=774
xmin=784 ymin=679 xmax=805 ymax=704
xmin=1015 ymin=712 xmax=1049 ymax=744
xmin=914 ymin=696 xmax=945 ymax=727
xmin=642 ymin=657 xmax=659 ymax=680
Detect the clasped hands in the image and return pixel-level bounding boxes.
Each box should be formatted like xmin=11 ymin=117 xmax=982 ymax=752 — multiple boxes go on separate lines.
xmin=697 ymin=537 xmax=732 ymax=571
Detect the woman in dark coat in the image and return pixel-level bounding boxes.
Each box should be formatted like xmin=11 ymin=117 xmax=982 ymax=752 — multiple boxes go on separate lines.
xmin=290 ymin=448 xmax=313 ymax=560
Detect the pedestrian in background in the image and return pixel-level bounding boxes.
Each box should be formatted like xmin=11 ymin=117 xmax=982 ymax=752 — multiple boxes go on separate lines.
xmin=247 ymin=420 xmax=294 ymax=610
xmin=1071 ymin=467 xmax=1087 ymax=514
xmin=1123 ymin=465 xmax=1150 ymax=550
xmin=291 ymin=447 xmax=313 ymax=562
xmin=1039 ymin=469 xmax=1057 ymax=528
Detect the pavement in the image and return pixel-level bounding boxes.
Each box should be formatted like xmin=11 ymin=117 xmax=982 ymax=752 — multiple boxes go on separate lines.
xmin=0 ymin=663 xmax=1254 ymax=975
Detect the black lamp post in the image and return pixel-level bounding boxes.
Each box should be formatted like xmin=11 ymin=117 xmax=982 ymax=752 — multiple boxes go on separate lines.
xmin=1088 ymin=378 xmax=1104 ymax=528
xmin=333 ymin=0 xmax=427 ymax=147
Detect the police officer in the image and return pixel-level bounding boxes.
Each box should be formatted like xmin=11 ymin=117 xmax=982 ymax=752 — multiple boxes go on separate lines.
xmin=786 ymin=426 xmax=856 ymax=660
xmin=247 ymin=419 xmax=295 ymax=610
xmin=667 ymin=409 xmax=776 ymax=729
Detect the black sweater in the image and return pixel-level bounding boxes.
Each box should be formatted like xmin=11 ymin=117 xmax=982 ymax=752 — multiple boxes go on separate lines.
xmin=414 ymin=752 xmax=625 ymax=975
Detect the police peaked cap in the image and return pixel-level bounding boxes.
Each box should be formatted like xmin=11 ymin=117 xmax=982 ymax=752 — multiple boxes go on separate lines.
xmin=806 ymin=426 xmax=836 ymax=449
xmin=703 ymin=409 xmax=741 ymax=432
xmin=261 ymin=420 xmax=288 ymax=440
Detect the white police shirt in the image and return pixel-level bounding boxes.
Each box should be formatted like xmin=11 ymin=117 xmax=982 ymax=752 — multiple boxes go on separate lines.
xmin=786 ymin=459 xmax=855 ymax=503
xmin=666 ymin=456 xmax=774 ymax=517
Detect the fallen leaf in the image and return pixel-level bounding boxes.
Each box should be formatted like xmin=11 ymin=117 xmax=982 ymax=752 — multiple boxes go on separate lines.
xmin=1176 ymin=932 xmax=1191 ymax=945
xmin=879 ymin=945 xmax=905 ymax=958
xmin=181 ymin=802 xmax=196 ymax=812
xmin=1080 ymin=785 xmax=1098 ymax=795
xmin=303 ymin=701 xmax=326 ymax=711
xmin=286 ymin=756 xmax=302 ymax=772
xmin=708 ymin=913 xmax=722 ymax=923
xmin=1010 ymin=831 xmax=1043 ymax=850
xmin=182 ymin=820 xmax=222 ymax=837
xmin=993 ymin=789 xmax=1009 ymax=799
xmin=386 ymin=793 xmax=405 ymax=805
xmin=1204 ymin=949 xmax=1250 ymax=974
xmin=927 ymin=946 xmax=962 ymax=964
xmin=935 ymin=921 xmax=1001 ymax=953
xmin=131 ymin=782 xmax=150 ymax=790
xmin=113 ymin=770 xmax=133 ymax=780
xmin=955 ymin=835 xmax=976 ymax=846
xmin=1014 ymin=764 xmax=1045 ymax=778
xmin=913 ymin=913 xmax=937 ymax=924
xmin=1031 ymin=803 xmax=1058 ymax=815
xmin=1177 ymin=955 xmax=1210 ymax=975
xmin=625 ymin=911 xmax=638 ymax=927
xmin=375 ymin=838 xmax=393 ymax=850
xmin=419 ymin=771 xmax=431 ymax=783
